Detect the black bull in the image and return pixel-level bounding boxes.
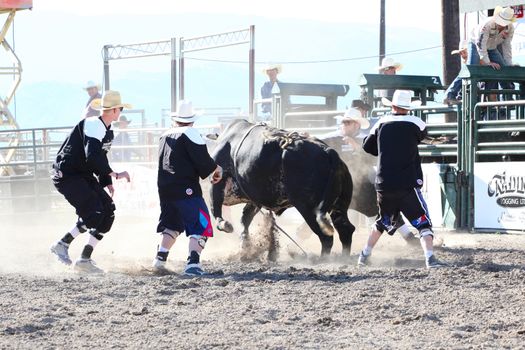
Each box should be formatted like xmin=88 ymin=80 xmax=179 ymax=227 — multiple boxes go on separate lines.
xmin=210 ymin=119 xmax=377 ymax=256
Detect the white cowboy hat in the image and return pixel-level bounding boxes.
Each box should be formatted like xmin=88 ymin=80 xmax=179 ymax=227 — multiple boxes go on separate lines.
xmin=83 ymin=80 xmax=101 ymax=90
xmin=451 ymin=40 xmax=468 ymax=55
xmin=90 ymin=90 xmax=132 ymax=111
xmin=494 ymin=6 xmax=515 ymax=27
xmin=377 ymin=57 xmax=403 ymax=72
xmin=171 ymin=100 xmax=201 ymax=123
xmin=113 ymin=115 xmax=131 ymax=127
xmin=381 ymin=90 xmax=421 ymax=110
xmin=261 ymin=63 xmax=283 ymax=75
xmin=334 ymin=107 xmax=370 ymax=129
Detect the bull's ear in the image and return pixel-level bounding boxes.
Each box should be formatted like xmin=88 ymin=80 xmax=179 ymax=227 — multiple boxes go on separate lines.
xmin=205 ymin=133 xmax=219 ymax=141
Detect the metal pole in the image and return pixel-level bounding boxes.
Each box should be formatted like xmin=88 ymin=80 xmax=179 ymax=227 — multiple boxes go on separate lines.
xmin=441 ymin=0 xmax=460 ymax=86
xmin=178 ymin=38 xmax=185 ymax=101
xmin=249 ymin=25 xmax=255 ymax=118
xmin=170 ymin=37 xmax=177 ymax=112
xmin=379 ymin=0 xmax=385 ymax=65
xmin=103 ymin=45 xmax=110 ymax=90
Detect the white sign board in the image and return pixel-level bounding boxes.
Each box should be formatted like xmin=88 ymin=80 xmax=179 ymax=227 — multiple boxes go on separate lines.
xmin=474 ymin=162 xmax=525 ymax=231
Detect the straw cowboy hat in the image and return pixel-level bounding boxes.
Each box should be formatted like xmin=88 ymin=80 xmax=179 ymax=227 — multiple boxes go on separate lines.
xmin=90 ymin=90 xmax=132 ymax=111
xmin=377 ymin=57 xmax=403 ymax=72
xmin=171 ymin=100 xmax=201 ymax=123
xmin=451 ymin=40 xmax=468 ymax=55
xmin=83 ymin=80 xmax=101 ymax=90
xmin=381 ymin=90 xmax=421 ymax=110
xmin=261 ymin=63 xmax=283 ymax=75
xmin=334 ymin=107 xmax=370 ymax=129
xmin=494 ymin=6 xmax=516 ymax=27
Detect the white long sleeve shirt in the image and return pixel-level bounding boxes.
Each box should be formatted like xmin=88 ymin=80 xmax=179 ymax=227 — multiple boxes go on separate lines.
xmin=470 ymin=17 xmax=514 ymax=65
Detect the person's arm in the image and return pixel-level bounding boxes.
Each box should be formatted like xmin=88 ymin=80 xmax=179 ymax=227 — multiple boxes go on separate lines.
xmin=362 ymin=133 xmax=378 ymax=156
xmin=501 ymin=27 xmax=514 ymax=65
xmin=84 ymin=119 xmax=113 ymax=179
xmin=183 ymin=128 xmax=219 ymax=179
xmin=477 ymin=23 xmax=492 ymax=65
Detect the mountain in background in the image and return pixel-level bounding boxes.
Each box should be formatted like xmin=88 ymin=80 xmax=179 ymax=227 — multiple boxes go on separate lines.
xmin=11 ymin=15 xmax=443 ymax=129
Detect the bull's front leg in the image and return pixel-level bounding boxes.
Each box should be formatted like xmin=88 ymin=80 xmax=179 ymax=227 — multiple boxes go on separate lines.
xmin=240 ymin=203 xmax=260 ymax=251
xmin=210 ymin=179 xmax=233 ymax=233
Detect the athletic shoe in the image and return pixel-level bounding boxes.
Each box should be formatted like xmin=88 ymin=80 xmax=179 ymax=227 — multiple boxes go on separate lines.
xmin=357 ymin=251 xmax=370 ymax=267
xmin=426 ymin=255 xmax=448 ymax=269
xmin=152 ymin=258 xmax=168 ymax=271
xmin=184 ymin=263 xmax=205 ymax=276
xmin=50 ymin=241 xmax=72 ymax=265
xmin=74 ymin=258 xmax=104 ymax=274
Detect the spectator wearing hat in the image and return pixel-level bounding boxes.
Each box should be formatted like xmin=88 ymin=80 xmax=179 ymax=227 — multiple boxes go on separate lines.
xmin=351 ymin=99 xmax=372 ymax=118
xmin=260 ymin=63 xmax=283 ymax=117
xmin=153 ymin=100 xmax=223 ymax=276
xmin=376 ymin=57 xmax=403 ymax=102
xmin=112 ymin=115 xmax=133 ymax=162
xmin=359 ymin=90 xmax=447 ymax=269
xmin=468 ymin=6 xmax=516 ymax=101
xmin=320 ymin=108 xmax=370 ymax=161
xmin=81 ymin=80 xmax=102 ymax=119
xmin=50 ymin=90 xmax=132 ymax=273
xmin=444 ymin=40 xmax=469 ymax=105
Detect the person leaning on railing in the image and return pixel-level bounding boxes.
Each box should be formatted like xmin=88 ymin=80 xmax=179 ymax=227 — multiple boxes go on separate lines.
xmin=467 ymin=6 xmax=516 ymax=103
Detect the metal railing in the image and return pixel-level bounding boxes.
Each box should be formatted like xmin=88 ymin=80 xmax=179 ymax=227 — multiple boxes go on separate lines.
xmin=0 ymin=123 xmax=223 ymax=215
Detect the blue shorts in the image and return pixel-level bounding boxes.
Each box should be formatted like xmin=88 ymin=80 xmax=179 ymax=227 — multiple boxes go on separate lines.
xmin=157 ymin=196 xmax=213 ymax=237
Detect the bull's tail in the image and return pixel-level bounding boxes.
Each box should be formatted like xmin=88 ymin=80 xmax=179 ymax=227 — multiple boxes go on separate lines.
xmin=316 ymin=148 xmax=343 ymax=236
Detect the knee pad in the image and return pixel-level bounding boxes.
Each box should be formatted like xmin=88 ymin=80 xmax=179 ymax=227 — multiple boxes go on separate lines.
xmin=419 ymin=228 xmax=434 ymax=238
xmin=162 ymin=229 xmax=180 ymax=239
xmin=190 ymin=235 xmax=207 ymax=249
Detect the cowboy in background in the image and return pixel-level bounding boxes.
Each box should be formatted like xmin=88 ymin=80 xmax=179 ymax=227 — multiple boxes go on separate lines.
xmin=112 ymin=115 xmax=133 ymax=162
xmin=260 ymin=63 xmax=283 ymax=119
xmin=50 ymin=90 xmax=132 ymax=273
xmin=468 ymin=6 xmax=516 ymax=103
xmin=153 ymin=100 xmax=223 ymax=276
xmin=81 ymin=80 xmax=102 ymax=119
xmin=376 ymin=57 xmax=403 ymax=103
xmin=320 ymin=107 xmax=370 ymax=162
xmin=444 ymin=40 xmax=468 ymax=106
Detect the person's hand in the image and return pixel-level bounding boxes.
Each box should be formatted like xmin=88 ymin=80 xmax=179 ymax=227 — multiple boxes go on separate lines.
xmin=210 ymin=165 xmax=223 ymax=184
xmin=488 ymin=62 xmax=501 ymax=70
xmin=107 ymin=184 xmax=115 ymax=197
xmin=114 ymin=171 xmax=131 ymax=182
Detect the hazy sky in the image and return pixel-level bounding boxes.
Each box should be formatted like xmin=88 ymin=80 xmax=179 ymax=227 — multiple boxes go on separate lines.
xmin=2 ymin=0 xmax=449 ymax=127
xmin=11 ymin=0 xmax=442 ymax=84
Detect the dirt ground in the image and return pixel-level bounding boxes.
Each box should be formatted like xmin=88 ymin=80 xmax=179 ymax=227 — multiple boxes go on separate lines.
xmin=1 ymin=209 xmax=524 ymax=350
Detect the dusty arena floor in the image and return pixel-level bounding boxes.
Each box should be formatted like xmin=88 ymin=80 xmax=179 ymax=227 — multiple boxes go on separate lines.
xmin=1 ymin=210 xmax=525 ymax=349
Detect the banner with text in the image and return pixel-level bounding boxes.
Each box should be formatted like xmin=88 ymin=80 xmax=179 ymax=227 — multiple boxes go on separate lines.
xmin=474 ymin=162 xmax=525 ymax=231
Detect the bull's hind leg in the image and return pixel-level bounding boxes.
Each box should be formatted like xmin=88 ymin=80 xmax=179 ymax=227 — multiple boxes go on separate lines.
xmin=295 ymin=206 xmax=334 ymax=257
xmin=330 ymin=209 xmax=355 ymax=255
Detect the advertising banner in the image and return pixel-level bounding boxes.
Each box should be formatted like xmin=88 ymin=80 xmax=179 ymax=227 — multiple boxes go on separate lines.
xmin=474 ymin=162 xmax=525 ymax=231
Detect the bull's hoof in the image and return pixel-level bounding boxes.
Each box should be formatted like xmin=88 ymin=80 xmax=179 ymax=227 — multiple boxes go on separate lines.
xmin=217 ymin=220 xmax=234 ymax=233
xmin=268 ymin=249 xmax=279 ymax=262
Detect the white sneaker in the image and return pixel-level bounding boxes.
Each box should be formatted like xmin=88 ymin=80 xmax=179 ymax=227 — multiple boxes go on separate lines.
xmin=152 ymin=258 xmax=168 ymax=271
xmin=50 ymin=241 xmax=72 ymax=265
xmin=74 ymin=258 xmax=104 ymax=274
